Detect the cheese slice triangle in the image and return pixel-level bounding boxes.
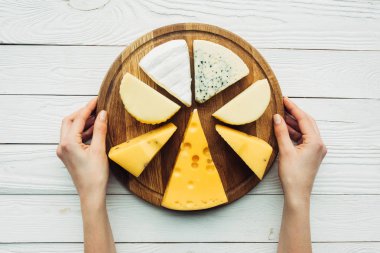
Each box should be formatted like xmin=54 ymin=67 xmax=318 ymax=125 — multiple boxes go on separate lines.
xmin=120 ymin=73 xmax=180 ymax=124
xmin=162 ymin=109 xmax=228 ymax=210
xmin=215 ymin=124 xmax=273 ymax=180
xmin=213 ymin=79 xmax=271 ymax=125
xmin=194 ymin=40 xmax=249 ymax=103
xmin=139 ymin=40 xmax=192 ymax=106
xmin=108 ymin=123 xmax=177 ymax=177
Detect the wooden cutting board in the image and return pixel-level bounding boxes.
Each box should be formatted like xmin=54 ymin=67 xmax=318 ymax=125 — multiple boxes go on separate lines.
xmin=97 ymin=23 xmax=283 ymax=209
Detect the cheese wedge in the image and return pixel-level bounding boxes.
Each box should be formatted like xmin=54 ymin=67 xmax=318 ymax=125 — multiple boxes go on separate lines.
xmin=193 ymin=40 xmax=249 ymax=103
xmin=215 ymin=125 xmax=273 ymax=180
xmin=162 ymin=110 xmax=228 ymax=211
xmin=108 ymin=123 xmax=177 ymax=177
xmin=139 ymin=40 xmax=192 ymax=106
xmin=120 ymin=73 xmax=180 ymax=124
xmin=213 ymin=79 xmax=271 ymax=125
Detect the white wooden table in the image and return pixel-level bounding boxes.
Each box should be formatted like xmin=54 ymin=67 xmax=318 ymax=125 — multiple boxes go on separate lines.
xmin=0 ymin=0 xmax=379 ymax=252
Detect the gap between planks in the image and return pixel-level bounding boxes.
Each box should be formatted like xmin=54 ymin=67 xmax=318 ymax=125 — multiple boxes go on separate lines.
xmin=2 ymin=43 xmax=380 ymax=52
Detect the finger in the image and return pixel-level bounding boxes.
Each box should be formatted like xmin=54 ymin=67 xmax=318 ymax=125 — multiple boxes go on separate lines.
xmin=84 ymin=115 xmax=96 ymax=130
xmin=60 ymin=109 xmax=82 ymax=141
xmin=82 ymin=125 xmax=94 ymax=143
xmin=91 ymin=110 xmax=107 ymax=153
xmin=273 ymin=114 xmax=294 ymax=154
xmin=287 ymin=125 xmax=302 ymax=143
xmin=309 ymin=116 xmax=321 ymax=136
xmin=71 ymin=97 xmax=98 ymax=135
xmin=283 ymin=97 xmax=316 ymax=136
xmin=284 ymin=112 xmax=300 ymax=132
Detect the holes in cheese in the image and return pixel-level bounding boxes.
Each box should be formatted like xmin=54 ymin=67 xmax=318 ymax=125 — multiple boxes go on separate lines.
xmin=213 ymin=79 xmax=271 ymax=125
xmin=119 ymin=73 xmax=181 ymax=124
xmin=162 ymin=109 xmax=228 ymax=211
xmin=193 ymin=40 xmax=249 ymax=103
xmin=215 ymin=124 xmax=273 ymax=180
xmin=108 ymin=123 xmax=177 ymax=177
xmin=139 ymin=40 xmax=192 ymax=107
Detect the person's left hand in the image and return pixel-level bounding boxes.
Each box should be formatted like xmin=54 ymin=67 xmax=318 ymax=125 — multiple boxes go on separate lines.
xmin=56 ymin=97 xmax=109 ymax=205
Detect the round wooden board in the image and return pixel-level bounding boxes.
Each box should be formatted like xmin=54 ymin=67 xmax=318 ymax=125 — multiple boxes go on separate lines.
xmin=97 ymin=23 xmax=283 ymax=210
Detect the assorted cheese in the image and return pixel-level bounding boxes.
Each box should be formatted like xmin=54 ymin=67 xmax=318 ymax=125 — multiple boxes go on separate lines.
xmin=108 ymin=123 xmax=177 ymax=177
xmin=162 ymin=109 xmax=228 ymax=210
xmin=119 ymin=73 xmax=180 ymax=124
xmin=213 ymin=79 xmax=271 ymax=125
xmin=193 ymin=40 xmax=249 ymax=103
xmin=139 ymin=40 xmax=192 ymax=107
xmin=115 ymin=39 xmax=275 ymax=210
xmin=215 ymin=124 xmax=273 ymax=180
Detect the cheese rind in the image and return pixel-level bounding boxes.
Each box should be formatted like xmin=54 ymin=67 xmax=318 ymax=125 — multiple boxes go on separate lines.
xmin=119 ymin=73 xmax=180 ymax=124
xmin=213 ymin=79 xmax=271 ymax=125
xmin=139 ymin=40 xmax=192 ymax=106
xmin=162 ymin=110 xmax=228 ymax=211
xmin=193 ymin=40 xmax=249 ymax=103
xmin=108 ymin=123 xmax=177 ymax=177
xmin=215 ymin=124 xmax=273 ymax=180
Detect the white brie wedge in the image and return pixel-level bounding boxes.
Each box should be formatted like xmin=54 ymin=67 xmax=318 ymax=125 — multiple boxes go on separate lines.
xmin=139 ymin=40 xmax=192 ymax=107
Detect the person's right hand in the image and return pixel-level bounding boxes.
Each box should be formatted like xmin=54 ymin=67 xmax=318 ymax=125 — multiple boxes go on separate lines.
xmin=273 ymin=97 xmax=327 ymax=203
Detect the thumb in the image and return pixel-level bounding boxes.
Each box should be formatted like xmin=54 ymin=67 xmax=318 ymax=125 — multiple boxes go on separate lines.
xmin=273 ymin=114 xmax=293 ymax=154
xmin=91 ymin=110 xmax=107 ymax=153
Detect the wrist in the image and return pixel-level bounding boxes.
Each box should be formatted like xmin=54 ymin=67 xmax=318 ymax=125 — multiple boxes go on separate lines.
xmin=80 ymin=191 xmax=106 ymax=210
xmin=284 ymin=191 xmax=311 ymax=210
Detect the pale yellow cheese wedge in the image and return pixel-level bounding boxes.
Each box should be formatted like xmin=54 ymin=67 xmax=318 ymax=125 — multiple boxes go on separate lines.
xmin=120 ymin=73 xmax=181 ymax=124
xmin=108 ymin=123 xmax=177 ymax=177
xmin=213 ymin=79 xmax=271 ymax=125
xmin=162 ymin=110 xmax=228 ymax=211
xmin=215 ymin=124 xmax=273 ymax=180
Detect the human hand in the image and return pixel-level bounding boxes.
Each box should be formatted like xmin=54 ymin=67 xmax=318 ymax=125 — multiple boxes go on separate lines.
xmin=56 ymin=97 xmax=109 ymax=205
xmin=273 ymin=97 xmax=327 ymax=203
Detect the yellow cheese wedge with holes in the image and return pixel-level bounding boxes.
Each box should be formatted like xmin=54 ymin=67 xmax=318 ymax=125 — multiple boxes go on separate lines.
xmin=215 ymin=124 xmax=273 ymax=180
xmin=162 ymin=109 xmax=228 ymax=210
xmin=213 ymin=79 xmax=271 ymax=125
xmin=120 ymin=73 xmax=181 ymax=124
xmin=108 ymin=123 xmax=177 ymax=177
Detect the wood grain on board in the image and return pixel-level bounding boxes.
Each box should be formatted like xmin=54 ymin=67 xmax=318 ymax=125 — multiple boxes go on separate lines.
xmin=97 ymin=23 xmax=283 ymax=207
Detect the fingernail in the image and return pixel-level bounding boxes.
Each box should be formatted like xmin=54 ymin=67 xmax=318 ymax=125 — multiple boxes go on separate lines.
xmin=273 ymin=114 xmax=281 ymax=125
xmin=99 ymin=110 xmax=107 ymax=122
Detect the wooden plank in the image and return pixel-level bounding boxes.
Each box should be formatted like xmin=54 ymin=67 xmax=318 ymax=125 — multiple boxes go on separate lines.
xmin=1 ymin=144 xmax=379 ymax=195
xmin=0 ymin=195 xmax=379 ymax=242
xmin=1 ymin=242 xmax=380 ymax=253
xmin=0 ymin=46 xmax=122 ymax=95
xmin=0 ymin=0 xmax=379 ymax=49
xmin=1 ymin=96 xmax=379 ymax=146
xmin=2 ymin=46 xmax=380 ymax=98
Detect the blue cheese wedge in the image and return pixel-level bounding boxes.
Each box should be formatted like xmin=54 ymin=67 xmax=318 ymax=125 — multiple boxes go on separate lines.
xmin=139 ymin=40 xmax=192 ymax=107
xmin=193 ymin=40 xmax=249 ymax=103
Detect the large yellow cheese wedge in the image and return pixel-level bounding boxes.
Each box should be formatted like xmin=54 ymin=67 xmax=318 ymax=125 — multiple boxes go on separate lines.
xmin=120 ymin=73 xmax=181 ymax=124
xmin=215 ymin=124 xmax=273 ymax=180
xmin=213 ymin=79 xmax=271 ymax=125
xmin=162 ymin=110 xmax=228 ymax=211
xmin=108 ymin=123 xmax=177 ymax=177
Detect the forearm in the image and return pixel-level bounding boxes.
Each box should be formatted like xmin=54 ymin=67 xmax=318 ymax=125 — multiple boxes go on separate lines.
xmin=81 ymin=195 xmax=116 ymax=253
xmin=278 ymin=195 xmax=312 ymax=253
